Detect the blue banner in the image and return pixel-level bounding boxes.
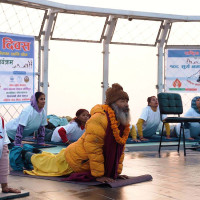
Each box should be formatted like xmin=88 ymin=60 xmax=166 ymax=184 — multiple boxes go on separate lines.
xmin=168 ymin=50 xmax=200 ymax=57
xmin=0 ymin=33 xmax=34 ymax=58
xmin=0 ymin=33 xmax=35 ymax=104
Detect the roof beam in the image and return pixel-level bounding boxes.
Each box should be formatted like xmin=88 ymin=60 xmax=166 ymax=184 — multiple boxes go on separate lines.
xmin=3 ymin=0 xmax=200 ymax=21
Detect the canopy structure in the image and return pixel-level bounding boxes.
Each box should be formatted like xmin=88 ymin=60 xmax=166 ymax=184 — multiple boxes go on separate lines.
xmin=1 ymin=0 xmax=200 ymax=114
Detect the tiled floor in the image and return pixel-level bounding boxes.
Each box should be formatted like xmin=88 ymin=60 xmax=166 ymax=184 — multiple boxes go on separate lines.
xmin=2 ymin=147 xmax=200 ymax=200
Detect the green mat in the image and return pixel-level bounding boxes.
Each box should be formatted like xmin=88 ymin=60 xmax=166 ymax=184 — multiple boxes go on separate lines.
xmin=0 ymin=190 xmax=29 ymax=199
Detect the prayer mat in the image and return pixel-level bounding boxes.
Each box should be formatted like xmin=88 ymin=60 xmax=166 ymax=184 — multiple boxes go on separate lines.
xmin=10 ymin=171 xmax=152 ymax=188
xmin=126 ymin=137 xmax=179 ymax=144
xmin=22 ymin=142 xmax=57 ymax=148
xmin=185 ymin=139 xmax=200 ymax=143
xmin=107 ymin=174 xmax=152 ymax=187
xmin=0 ymin=190 xmax=29 ymax=199
xmin=126 ymin=137 xmax=200 ymax=144
xmin=187 ymin=143 xmax=200 ymax=151
xmin=22 ymin=136 xmax=66 ymax=146
xmin=186 ymin=147 xmax=200 ymax=151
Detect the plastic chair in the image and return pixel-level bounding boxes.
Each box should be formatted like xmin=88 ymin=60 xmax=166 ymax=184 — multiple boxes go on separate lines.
xmin=157 ymin=92 xmax=200 ymax=156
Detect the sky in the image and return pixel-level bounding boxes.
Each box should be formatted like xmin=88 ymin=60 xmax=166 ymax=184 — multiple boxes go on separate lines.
xmin=45 ymin=0 xmax=200 ymax=124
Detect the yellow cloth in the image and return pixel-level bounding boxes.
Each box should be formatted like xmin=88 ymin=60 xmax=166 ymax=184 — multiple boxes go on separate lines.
xmin=136 ymin=119 xmax=171 ymax=138
xmin=165 ymin=123 xmax=170 ymax=136
xmin=129 ymin=125 xmax=137 ymax=140
xmin=136 ymin=118 xmax=144 ymax=138
xmin=24 ymin=148 xmax=73 ymax=176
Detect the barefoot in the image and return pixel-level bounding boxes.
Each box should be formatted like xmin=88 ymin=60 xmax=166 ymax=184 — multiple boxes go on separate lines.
xmin=2 ymin=187 xmax=21 ymax=193
xmin=118 ymin=174 xmax=129 ymax=179
xmin=132 ymin=139 xmax=141 ymax=142
xmin=140 ymin=137 xmax=149 ymax=141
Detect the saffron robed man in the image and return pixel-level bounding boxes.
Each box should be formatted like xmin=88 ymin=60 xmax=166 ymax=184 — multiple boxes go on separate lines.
xmin=24 ymin=83 xmax=131 ymax=183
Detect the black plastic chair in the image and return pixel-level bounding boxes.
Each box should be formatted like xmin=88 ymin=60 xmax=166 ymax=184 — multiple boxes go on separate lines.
xmin=157 ymin=92 xmax=200 ymax=156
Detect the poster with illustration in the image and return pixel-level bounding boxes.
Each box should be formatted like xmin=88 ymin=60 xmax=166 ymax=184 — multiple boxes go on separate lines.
xmin=0 ymin=33 xmax=35 ymax=104
xmin=165 ymin=49 xmax=200 ymax=92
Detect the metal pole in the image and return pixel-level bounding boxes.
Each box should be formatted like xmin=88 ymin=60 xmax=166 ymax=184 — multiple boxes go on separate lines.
xmin=102 ymin=16 xmax=117 ymax=103
xmin=157 ymin=20 xmax=171 ymax=93
xmin=102 ymin=42 xmax=109 ymax=103
xmin=41 ymin=9 xmax=56 ymax=113
xmin=38 ymin=39 xmax=41 ymax=91
xmin=157 ymin=46 xmax=164 ymax=93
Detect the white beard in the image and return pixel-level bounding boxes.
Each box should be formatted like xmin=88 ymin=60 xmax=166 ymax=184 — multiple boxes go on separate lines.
xmin=111 ymin=103 xmax=131 ymax=126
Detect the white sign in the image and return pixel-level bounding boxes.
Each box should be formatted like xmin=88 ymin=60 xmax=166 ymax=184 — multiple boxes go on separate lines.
xmin=0 ymin=33 xmax=35 ymax=104
xmin=165 ymin=49 xmax=200 ymax=92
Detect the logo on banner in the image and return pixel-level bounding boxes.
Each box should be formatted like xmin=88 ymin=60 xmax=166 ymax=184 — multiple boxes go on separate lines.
xmin=10 ymin=76 xmax=14 ymax=82
xmin=173 ymin=79 xmax=182 ymax=88
xmin=17 ymin=76 xmax=22 ymax=83
xmin=24 ymin=76 xmax=29 ymax=83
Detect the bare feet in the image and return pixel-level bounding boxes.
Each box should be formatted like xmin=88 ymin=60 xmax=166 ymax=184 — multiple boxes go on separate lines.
xmin=118 ymin=174 xmax=129 ymax=179
xmin=2 ymin=187 xmax=21 ymax=193
xmin=140 ymin=137 xmax=149 ymax=141
xmin=132 ymin=139 xmax=141 ymax=142
xmin=96 ymin=176 xmax=115 ymax=183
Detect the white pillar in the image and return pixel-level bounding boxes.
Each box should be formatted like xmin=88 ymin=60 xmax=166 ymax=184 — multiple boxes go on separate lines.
xmin=41 ymin=9 xmax=56 ymax=113
xmin=102 ymin=42 xmax=109 ymax=103
xmin=102 ymin=16 xmax=117 ymax=103
xmin=157 ymin=20 xmax=171 ymax=93
xmin=38 ymin=39 xmax=42 ymax=91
